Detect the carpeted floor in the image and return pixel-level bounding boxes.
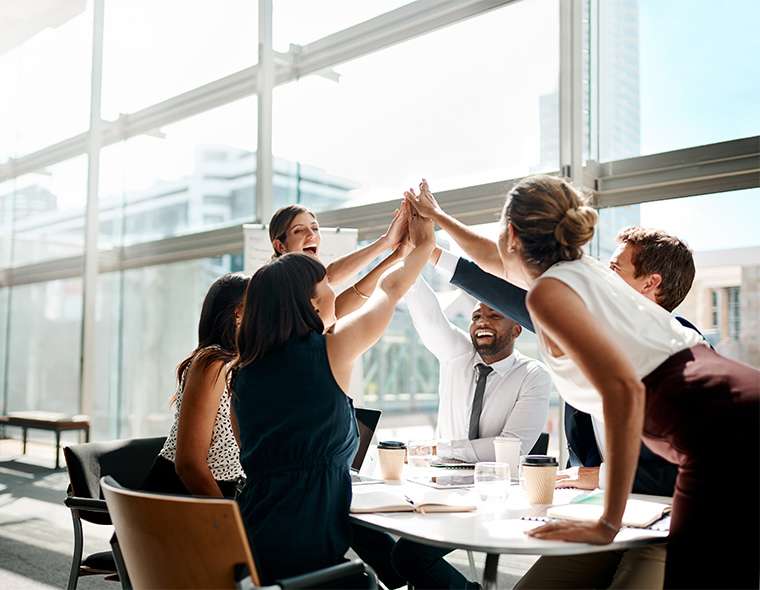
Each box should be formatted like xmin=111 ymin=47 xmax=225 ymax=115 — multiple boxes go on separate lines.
xmin=0 ymin=438 xmax=535 ymax=589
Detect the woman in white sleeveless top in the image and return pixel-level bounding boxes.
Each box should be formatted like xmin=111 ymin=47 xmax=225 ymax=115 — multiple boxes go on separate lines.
xmin=408 ymin=177 xmax=759 ymax=590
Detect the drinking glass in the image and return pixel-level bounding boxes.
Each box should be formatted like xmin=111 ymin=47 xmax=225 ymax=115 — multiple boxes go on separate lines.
xmin=407 ymin=440 xmax=436 ymax=467
xmin=474 ymin=462 xmax=511 ymax=507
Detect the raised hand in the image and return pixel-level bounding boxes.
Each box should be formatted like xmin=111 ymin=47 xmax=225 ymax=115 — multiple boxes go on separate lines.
xmin=404 ymin=190 xmax=435 ymax=247
xmin=383 ymin=202 xmax=409 ymax=249
xmin=405 ymin=178 xmax=442 ymax=220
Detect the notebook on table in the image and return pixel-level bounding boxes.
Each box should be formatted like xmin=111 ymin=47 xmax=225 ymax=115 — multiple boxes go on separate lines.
xmin=350 ymin=489 xmax=476 ymax=514
xmin=545 ymin=491 xmax=671 ymax=528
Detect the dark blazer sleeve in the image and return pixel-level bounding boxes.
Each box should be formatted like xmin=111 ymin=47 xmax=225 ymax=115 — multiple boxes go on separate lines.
xmin=449 ymin=257 xmax=535 ymax=333
xmin=632 ymin=442 xmax=678 ymax=496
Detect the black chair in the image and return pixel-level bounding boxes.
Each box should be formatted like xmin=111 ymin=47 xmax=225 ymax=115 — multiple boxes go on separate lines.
xmin=63 ymin=436 xmax=166 ymax=590
xmin=101 ymin=476 xmax=378 ymax=590
xmin=528 ymin=432 xmax=549 ymax=455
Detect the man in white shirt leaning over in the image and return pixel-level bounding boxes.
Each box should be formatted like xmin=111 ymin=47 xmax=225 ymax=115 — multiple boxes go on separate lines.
xmin=389 ymin=276 xmax=552 ymax=590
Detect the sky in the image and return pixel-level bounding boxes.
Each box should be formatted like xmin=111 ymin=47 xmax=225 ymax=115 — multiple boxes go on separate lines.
xmin=0 ymin=0 xmax=758 ymax=253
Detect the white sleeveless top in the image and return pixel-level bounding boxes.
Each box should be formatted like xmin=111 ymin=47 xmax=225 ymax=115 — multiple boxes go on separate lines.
xmin=536 ymin=256 xmax=703 ymax=421
xmin=159 ymin=359 xmax=244 ymax=481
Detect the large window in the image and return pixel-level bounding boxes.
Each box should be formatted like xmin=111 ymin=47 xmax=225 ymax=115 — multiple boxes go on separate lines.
xmin=595 ymin=0 xmax=760 ymax=161
xmin=5 ymin=278 xmax=83 ymax=418
xmin=0 ymin=2 xmax=92 ymax=161
xmin=6 ymin=156 xmax=88 ymax=266
xmin=273 ymin=1 xmax=559 ymax=206
xmin=101 ymin=0 xmax=258 ymax=120
xmin=99 ymin=98 xmax=258 ymax=247
xmin=0 ymin=1 xmax=757 ymax=462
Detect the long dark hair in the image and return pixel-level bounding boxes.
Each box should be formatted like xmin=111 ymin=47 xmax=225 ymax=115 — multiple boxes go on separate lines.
xmin=175 ymin=273 xmax=249 ymax=393
xmin=268 ymin=204 xmax=316 ymax=257
xmin=231 ymin=253 xmax=325 ymax=379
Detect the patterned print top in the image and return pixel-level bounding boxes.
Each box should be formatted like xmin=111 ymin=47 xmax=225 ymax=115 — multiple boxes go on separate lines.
xmin=159 ymin=352 xmax=244 ymax=481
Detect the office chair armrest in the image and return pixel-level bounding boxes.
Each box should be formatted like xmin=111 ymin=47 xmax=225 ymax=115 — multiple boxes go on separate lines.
xmin=277 ymin=560 xmax=377 ymax=590
xmin=64 ymin=496 xmax=109 ymax=513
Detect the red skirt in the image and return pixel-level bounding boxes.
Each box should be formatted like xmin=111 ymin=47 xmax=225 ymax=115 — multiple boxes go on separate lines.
xmin=642 ymin=344 xmax=759 ymax=589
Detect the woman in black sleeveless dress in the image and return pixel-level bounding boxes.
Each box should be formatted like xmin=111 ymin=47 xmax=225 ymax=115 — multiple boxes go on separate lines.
xmin=230 ymin=203 xmax=434 ymax=585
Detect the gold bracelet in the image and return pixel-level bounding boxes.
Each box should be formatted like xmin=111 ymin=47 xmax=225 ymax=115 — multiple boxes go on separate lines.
xmin=352 ymin=284 xmax=370 ymax=300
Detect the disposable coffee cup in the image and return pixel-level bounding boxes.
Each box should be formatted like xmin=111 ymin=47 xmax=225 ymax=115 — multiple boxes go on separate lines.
xmin=377 ymin=441 xmax=406 ymax=481
xmin=493 ymin=437 xmax=521 ymax=476
xmin=520 ymin=455 xmax=559 ymax=505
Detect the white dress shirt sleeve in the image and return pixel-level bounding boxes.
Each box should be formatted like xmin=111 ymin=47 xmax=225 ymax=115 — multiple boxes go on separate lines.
xmin=405 ymin=277 xmax=472 ymax=362
xmin=434 ymin=249 xmax=460 ymax=283
xmin=500 ymin=364 xmax=553 ymax=455
xmin=448 ymin=362 xmax=553 ymax=463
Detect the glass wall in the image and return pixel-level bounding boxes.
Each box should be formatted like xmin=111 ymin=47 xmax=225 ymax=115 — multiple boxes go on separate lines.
xmin=274 ymin=0 xmax=560 ymax=206
xmin=594 ymin=0 xmax=760 ymax=162
xmin=5 ymin=278 xmax=83 ymax=417
xmin=0 ymin=2 xmax=92 ymax=161
xmin=101 ymin=0 xmax=258 ymax=119
xmin=0 ymin=0 xmax=756 ymax=457
xmin=5 ymin=157 xmax=88 ymax=266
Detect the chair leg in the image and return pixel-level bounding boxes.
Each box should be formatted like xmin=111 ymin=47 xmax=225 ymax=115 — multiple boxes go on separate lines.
xmin=111 ymin=534 xmax=133 ymax=590
xmin=67 ymin=510 xmax=83 ymax=590
xmin=467 ymin=550 xmax=477 ymax=580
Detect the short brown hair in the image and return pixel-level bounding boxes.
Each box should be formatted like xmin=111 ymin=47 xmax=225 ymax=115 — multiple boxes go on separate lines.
xmin=503 ymin=175 xmax=598 ymax=274
xmin=616 ymin=226 xmax=695 ymax=312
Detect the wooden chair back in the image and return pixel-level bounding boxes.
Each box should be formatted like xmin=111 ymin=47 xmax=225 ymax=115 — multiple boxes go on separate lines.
xmin=101 ymin=476 xmax=260 ymax=589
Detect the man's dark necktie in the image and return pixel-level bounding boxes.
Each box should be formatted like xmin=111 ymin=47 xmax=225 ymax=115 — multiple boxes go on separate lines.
xmin=468 ymin=363 xmax=494 ymax=440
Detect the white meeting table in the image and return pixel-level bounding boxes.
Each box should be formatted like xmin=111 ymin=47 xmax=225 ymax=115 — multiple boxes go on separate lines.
xmin=350 ymin=481 xmax=670 ymax=590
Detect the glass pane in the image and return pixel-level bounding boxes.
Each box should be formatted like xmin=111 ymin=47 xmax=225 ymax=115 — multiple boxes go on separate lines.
xmin=102 ymin=1 xmax=258 ymax=120
xmin=595 ymin=0 xmax=760 ymax=161
xmin=274 ymin=1 xmax=413 ymax=51
xmin=273 ymin=0 xmax=559 ymax=208
xmin=118 ymin=253 xmax=243 ymax=438
xmin=9 ymin=156 xmax=88 ymax=266
xmin=6 ymin=278 xmax=83 ymax=417
xmin=0 ymin=2 xmax=92 ymax=161
xmin=595 ymin=188 xmax=760 ymax=366
xmin=0 ymin=287 xmax=7 ymax=413
xmin=99 ymin=98 xmax=257 ymax=247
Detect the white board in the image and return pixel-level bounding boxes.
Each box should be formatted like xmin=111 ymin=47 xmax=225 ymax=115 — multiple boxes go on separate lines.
xmin=243 ymin=224 xmax=359 ymax=275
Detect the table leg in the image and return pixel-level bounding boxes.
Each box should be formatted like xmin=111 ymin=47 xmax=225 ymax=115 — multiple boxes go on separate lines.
xmin=55 ymin=430 xmax=61 ymax=469
xmin=22 ymin=428 xmax=28 ymax=454
xmin=85 ymin=427 xmax=90 ymax=443
xmin=482 ymin=553 xmax=499 ymax=590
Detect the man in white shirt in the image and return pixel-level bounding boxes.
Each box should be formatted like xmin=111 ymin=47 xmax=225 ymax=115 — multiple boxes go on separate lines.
xmin=406 ymin=276 xmax=552 ymax=461
xmin=389 ymin=277 xmax=552 ymax=589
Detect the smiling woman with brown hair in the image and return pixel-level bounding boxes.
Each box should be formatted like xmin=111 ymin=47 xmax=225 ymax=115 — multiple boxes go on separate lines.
xmin=268 ymin=203 xmax=410 ymax=319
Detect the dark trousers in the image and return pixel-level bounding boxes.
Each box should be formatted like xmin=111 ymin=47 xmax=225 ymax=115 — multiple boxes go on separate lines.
xmin=642 ymin=345 xmax=759 ymax=589
xmin=350 ymin=524 xmax=406 ymax=589
xmin=390 ymin=539 xmax=476 ymax=590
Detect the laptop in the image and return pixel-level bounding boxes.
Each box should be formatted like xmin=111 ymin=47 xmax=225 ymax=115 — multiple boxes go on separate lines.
xmin=351 ymin=408 xmax=383 ymax=485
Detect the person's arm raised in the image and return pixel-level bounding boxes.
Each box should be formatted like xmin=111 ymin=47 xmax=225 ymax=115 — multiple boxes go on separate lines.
xmin=525 ymin=278 xmax=645 ymax=544
xmin=327 ymin=210 xmax=434 ymax=392
xmin=404 ymin=179 xmax=504 ymax=278
xmin=325 ymin=206 xmax=405 ymax=286
xmin=174 ymin=359 xmax=228 ymax=497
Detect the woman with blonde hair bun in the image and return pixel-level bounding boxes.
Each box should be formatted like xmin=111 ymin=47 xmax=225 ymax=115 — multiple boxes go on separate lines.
xmin=406 ymin=175 xmax=758 ymax=589
xmin=501 ymin=175 xmax=758 ymax=590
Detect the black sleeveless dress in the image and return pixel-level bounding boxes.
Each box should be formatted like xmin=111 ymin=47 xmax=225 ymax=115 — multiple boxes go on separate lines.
xmin=233 ymin=332 xmax=359 ymax=584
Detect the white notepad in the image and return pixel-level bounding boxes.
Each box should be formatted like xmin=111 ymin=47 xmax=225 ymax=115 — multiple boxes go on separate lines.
xmin=546 ymin=496 xmax=671 ymax=528
xmin=350 ymin=489 xmax=476 ymax=514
